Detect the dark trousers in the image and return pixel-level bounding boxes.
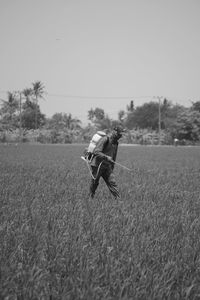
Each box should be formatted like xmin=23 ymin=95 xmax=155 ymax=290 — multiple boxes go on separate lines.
xmin=89 ymin=164 xmax=120 ymax=199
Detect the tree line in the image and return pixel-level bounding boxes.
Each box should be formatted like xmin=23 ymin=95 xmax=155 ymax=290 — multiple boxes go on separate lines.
xmin=0 ymin=81 xmax=200 ymax=145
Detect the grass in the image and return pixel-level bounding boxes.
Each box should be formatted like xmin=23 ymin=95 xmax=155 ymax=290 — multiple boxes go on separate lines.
xmin=1 ymin=144 xmax=200 ymax=299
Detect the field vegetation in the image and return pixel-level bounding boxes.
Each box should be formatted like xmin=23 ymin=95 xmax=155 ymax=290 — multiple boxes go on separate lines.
xmin=1 ymin=144 xmax=200 ymax=299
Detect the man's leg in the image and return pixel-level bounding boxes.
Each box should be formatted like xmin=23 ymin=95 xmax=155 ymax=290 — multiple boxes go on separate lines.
xmin=89 ymin=166 xmax=100 ymax=198
xmin=89 ymin=178 xmax=99 ymax=198
xmin=102 ymin=168 xmax=120 ymax=199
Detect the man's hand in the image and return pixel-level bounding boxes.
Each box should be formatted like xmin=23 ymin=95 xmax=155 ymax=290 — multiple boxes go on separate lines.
xmin=106 ymin=155 xmax=114 ymax=163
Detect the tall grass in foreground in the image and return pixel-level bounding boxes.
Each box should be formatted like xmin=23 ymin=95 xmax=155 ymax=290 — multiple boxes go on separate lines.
xmin=1 ymin=144 xmax=200 ymax=299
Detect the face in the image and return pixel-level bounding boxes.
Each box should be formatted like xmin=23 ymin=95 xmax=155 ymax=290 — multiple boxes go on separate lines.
xmin=111 ymin=130 xmax=122 ymax=141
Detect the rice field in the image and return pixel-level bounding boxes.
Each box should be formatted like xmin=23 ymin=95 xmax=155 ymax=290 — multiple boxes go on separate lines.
xmin=1 ymin=143 xmax=200 ymax=299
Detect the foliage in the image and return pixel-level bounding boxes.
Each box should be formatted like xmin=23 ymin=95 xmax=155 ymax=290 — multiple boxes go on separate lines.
xmin=22 ymin=99 xmax=45 ymax=129
xmin=191 ymin=101 xmax=200 ymax=112
xmin=0 ymin=82 xmax=46 ymax=131
xmin=1 ymin=145 xmax=200 ymax=299
xmin=124 ymin=111 xmax=135 ymax=129
xmin=32 ymin=81 xmax=45 ymax=100
xmin=118 ymin=109 xmax=126 ymax=122
xmin=0 ymin=126 xmax=199 ymax=145
xmin=161 ymin=104 xmax=185 ymax=130
xmin=88 ymin=107 xmax=106 ymax=130
xmin=46 ymin=113 xmax=81 ymax=131
xmin=31 ymin=81 xmax=45 ymax=129
xmin=23 ymin=88 xmax=33 ymax=100
xmin=0 ymin=92 xmax=19 ymax=129
xmin=88 ymin=107 xmax=105 ymax=123
xmin=126 ymin=101 xmax=159 ymax=130
xmin=123 ymin=100 xmax=191 ymax=143
xmin=1 ymin=80 xmax=200 ymax=144
xmin=88 ymin=107 xmax=121 ymax=131
xmin=172 ymin=110 xmax=200 ymax=142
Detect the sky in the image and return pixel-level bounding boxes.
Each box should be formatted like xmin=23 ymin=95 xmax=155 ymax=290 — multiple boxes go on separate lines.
xmin=0 ymin=0 xmax=200 ymax=125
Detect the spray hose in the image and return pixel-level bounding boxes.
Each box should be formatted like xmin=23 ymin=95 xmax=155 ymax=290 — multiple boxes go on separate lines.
xmin=81 ymin=156 xmax=132 ymax=180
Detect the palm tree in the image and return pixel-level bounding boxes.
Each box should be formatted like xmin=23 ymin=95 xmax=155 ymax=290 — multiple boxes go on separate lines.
xmin=7 ymin=92 xmax=18 ymax=127
xmin=22 ymin=88 xmax=33 ymax=130
xmin=32 ymin=81 xmax=45 ymax=130
xmin=0 ymin=92 xmax=18 ymax=130
xmin=23 ymin=88 xmax=33 ymax=101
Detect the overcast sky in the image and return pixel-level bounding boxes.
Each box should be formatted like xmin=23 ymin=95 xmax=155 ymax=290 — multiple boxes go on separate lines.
xmin=0 ymin=0 xmax=200 ymax=124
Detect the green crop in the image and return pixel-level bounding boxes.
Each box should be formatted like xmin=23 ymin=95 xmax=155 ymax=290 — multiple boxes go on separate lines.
xmin=1 ymin=144 xmax=200 ymax=299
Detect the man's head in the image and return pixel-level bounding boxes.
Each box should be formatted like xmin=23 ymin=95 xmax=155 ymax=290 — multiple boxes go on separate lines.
xmin=111 ymin=125 xmax=125 ymax=141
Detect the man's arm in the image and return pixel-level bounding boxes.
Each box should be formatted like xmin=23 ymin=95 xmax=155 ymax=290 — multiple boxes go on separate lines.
xmin=110 ymin=143 xmax=118 ymax=170
xmin=112 ymin=142 xmax=118 ymax=162
xmin=93 ymin=136 xmax=111 ymax=161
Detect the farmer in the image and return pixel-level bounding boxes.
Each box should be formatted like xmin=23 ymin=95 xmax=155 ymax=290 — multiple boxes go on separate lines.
xmin=89 ymin=125 xmax=125 ymax=199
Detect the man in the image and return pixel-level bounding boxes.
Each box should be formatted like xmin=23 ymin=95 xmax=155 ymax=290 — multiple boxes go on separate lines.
xmin=89 ymin=126 xmax=124 ymax=199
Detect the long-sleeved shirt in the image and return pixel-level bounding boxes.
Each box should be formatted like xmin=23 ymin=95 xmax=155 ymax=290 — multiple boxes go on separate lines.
xmin=90 ymin=135 xmax=118 ymax=168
